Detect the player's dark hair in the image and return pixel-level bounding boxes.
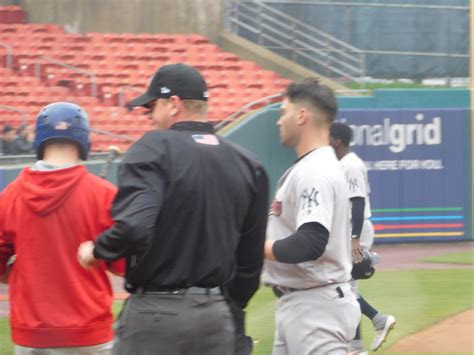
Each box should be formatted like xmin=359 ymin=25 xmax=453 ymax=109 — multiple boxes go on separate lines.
xmin=330 ymin=122 xmax=352 ymax=146
xmin=284 ymin=78 xmax=338 ymax=123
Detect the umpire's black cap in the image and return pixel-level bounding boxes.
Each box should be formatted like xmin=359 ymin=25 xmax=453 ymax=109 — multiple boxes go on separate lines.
xmin=128 ymin=63 xmax=209 ymax=109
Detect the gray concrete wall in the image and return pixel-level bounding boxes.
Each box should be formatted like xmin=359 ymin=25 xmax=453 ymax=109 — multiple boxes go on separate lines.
xmin=2 ymin=0 xmax=224 ymax=41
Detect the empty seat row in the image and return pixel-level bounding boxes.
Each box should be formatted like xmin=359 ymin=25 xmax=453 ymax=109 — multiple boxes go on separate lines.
xmin=0 ymin=11 xmax=290 ymax=151
xmin=0 ymin=6 xmax=25 ymax=24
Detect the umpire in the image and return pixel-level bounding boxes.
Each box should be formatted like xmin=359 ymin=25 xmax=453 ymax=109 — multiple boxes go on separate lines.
xmin=77 ymin=63 xmax=269 ymax=354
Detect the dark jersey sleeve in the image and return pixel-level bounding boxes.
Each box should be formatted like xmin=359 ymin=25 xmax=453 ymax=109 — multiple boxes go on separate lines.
xmin=272 ymin=222 xmax=329 ymax=264
xmin=350 ymin=197 xmax=365 ymax=239
xmin=226 ymin=166 xmax=269 ymax=309
xmin=94 ymin=141 xmax=166 ymax=261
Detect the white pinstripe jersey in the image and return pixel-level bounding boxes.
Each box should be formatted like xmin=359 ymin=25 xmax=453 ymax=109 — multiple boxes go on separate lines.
xmin=262 ymin=147 xmax=352 ymax=289
xmin=340 ymin=152 xmax=372 ymax=219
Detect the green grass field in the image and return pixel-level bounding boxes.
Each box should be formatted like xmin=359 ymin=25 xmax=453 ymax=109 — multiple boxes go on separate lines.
xmin=0 ymin=317 xmax=9 ymax=354
xmin=246 ymin=269 xmax=474 ymax=355
xmin=420 ymin=250 xmax=474 ymax=265
xmin=0 ymin=269 xmax=472 ymax=355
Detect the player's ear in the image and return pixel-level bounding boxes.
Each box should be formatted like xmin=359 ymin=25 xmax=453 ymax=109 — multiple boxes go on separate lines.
xmin=296 ymin=107 xmax=308 ymax=126
xmin=168 ymin=95 xmax=183 ymax=116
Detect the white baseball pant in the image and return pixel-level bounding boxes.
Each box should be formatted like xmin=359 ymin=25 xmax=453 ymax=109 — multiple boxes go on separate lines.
xmin=272 ymin=283 xmax=361 ymax=355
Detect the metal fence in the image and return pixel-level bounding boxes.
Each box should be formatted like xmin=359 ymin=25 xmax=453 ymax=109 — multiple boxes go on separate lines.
xmin=225 ymin=0 xmax=469 ymax=80
xmin=224 ymin=0 xmax=366 ymax=81
xmin=34 ymin=56 xmax=98 ymax=98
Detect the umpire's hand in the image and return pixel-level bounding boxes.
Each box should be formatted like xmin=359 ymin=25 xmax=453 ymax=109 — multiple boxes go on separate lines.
xmin=77 ymin=241 xmax=99 ymax=269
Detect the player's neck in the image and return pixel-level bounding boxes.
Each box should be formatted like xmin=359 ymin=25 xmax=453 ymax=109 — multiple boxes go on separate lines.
xmin=295 ymin=130 xmax=329 ymax=158
xmin=338 ymin=147 xmax=350 ymax=160
xmin=174 ymin=112 xmax=207 ymax=124
xmin=43 ymin=145 xmax=80 ymax=166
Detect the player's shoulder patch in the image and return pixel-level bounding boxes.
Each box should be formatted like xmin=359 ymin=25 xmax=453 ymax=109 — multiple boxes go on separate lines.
xmin=192 ymin=134 xmax=220 ymax=146
xmin=270 ymin=199 xmax=282 ymax=216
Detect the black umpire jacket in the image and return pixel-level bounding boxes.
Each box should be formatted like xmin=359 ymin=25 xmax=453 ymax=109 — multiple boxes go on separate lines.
xmin=94 ymin=121 xmax=269 ymax=309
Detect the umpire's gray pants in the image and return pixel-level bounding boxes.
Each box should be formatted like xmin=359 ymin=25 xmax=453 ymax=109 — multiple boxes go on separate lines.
xmin=273 ymin=283 xmax=360 ymax=355
xmin=112 ymin=292 xmax=235 ymax=355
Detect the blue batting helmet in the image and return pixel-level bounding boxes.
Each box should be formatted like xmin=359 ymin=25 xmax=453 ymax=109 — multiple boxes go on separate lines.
xmin=34 ymin=102 xmax=91 ymax=160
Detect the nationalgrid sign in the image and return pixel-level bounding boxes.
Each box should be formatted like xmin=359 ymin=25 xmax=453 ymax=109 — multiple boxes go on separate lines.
xmin=338 ymin=108 xmax=470 ymax=243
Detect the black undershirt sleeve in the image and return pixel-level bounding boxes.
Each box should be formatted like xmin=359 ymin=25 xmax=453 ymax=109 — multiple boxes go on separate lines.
xmin=272 ymin=222 xmax=329 ymax=264
xmin=350 ymin=197 xmax=365 ymax=239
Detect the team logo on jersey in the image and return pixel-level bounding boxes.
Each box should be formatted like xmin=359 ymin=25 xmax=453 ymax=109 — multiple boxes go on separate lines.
xmin=192 ymin=134 xmax=220 ymax=145
xmin=270 ymin=199 xmax=282 ymax=216
xmin=300 ymin=188 xmax=319 ymax=213
xmin=349 ymin=178 xmax=359 ymax=191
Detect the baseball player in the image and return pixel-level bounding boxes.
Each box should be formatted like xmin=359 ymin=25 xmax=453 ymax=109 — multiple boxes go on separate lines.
xmin=77 ymin=63 xmax=269 ymax=355
xmin=263 ymin=78 xmax=361 ymax=355
xmin=0 ymin=102 xmax=123 ymax=355
xmin=330 ymin=122 xmax=396 ymax=354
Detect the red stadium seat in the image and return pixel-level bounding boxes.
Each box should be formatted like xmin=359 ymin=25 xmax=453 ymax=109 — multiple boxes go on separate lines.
xmin=0 ymin=6 xmax=26 ymax=24
xmin=0 ymin=7 xmax=290 ymax=150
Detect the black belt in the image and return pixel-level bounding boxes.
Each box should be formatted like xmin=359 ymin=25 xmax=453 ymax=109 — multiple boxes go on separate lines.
xmin=272 ymin=285 xmax=345 ymax=299
xmin=133 ymin=286 xmax=222 ymax=296
xmin=272 ymin=286 xmax=298 ymax=298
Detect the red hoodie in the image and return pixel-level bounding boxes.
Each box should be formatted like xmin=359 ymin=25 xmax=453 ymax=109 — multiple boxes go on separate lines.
xmin=0 ymin=164 xmax=122 ymax=348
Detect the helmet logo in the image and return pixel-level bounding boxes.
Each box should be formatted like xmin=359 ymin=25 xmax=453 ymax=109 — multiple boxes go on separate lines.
xmin=54 ymin=121 xmax=70 ymax=130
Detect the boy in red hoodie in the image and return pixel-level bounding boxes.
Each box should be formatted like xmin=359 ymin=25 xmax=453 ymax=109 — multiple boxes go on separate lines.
xmin=0 ymin=102 xmax=122 ymax=354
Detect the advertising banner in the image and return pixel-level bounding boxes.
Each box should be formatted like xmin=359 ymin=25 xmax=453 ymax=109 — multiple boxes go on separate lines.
xmin=339 ymin=109 xmax=470 ymax=243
